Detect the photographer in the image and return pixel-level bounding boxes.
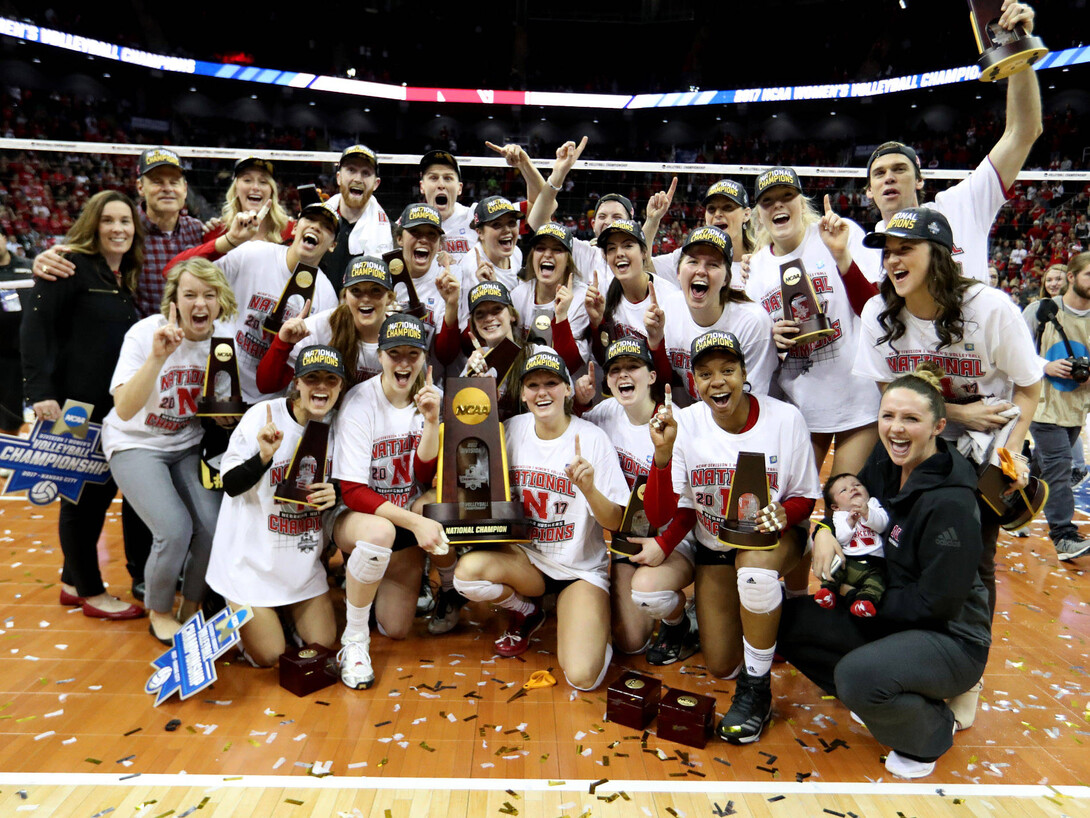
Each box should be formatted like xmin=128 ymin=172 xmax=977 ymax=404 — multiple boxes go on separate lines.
xmin=1023 ymin=252 xmax=1090 ymax=561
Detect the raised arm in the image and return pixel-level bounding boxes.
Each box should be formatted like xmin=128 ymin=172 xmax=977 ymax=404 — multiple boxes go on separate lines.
xmin=528 ymin=137 xmax=588 ymax=231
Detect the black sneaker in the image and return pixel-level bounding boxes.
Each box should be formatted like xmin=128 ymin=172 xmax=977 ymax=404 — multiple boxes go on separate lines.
xmin=646 ymin=612 xmax=699 ymax=666
xmin=428 ymin=588 xmax=468 ymax=635
xmin=1072 ymin=467 xmax=1088 ymax=488
xmin=416 ymin=573 xmax=436 ymax=617
xmin=716 ymin=669 xmax=772 ymax=744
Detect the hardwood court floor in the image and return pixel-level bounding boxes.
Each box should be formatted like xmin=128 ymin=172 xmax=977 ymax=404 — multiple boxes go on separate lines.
xmin=0 ymin=492 xmax=1088 ymax=817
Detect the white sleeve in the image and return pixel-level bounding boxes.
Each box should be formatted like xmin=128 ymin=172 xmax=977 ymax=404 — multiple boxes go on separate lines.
xmin=934 ymin=158 xmax=1010 ymax=239
xmin=864 ymin=497 xmax=890 ymax=533
xmin=985 ymin=292 xmax=1047 ymax=387
xmin=852 ymin=296 xmax=896 ymax=384
xmin=735 ymin=306 xmax=777 ymax=396
xmin=780 ymin=404 xmax=822 ymax=501
xmin=572 ymin=238 xmax=601 ymax=280
xmin=213 ymin=242 xmax=251 ymax=283
xmin=651 ymin=249 xmax=681 ymax=288
xmin=456 ymin=254 xmax=477 ymax=331
xmin=672 ymin=415 xmax=694 ymax=511
xmin=331 ymin=399 xmax=376 ymax=484
xmin=220 ymin=403 xmax=263 ymax=472
xmin=590 ymin=427 xmax=631 ymax=507
xmin=832 ymin=510 xmax=853 ymax=547
xmin=109 ymin=320 xmax=154 ymax=393
xmin=314 ymin=273 xmax=338 ymax=313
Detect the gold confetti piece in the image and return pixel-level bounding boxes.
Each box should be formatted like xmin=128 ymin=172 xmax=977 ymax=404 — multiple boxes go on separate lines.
xmin=377 ymin=757 xmax=388 ymax=767
xmin=222 ymin=742 xmax=232 ymax=751
xmin=15 ymin=716 xmax=36 ymax=722
xmin=152 ymin=812 xmax=175 ymax=818
xmin=420 ymin=742 xmax=436 ymax=752
xmin=248 ymin=739 xmax=260 ymax=747
xmin=285 ymin=799 xmax=304 ymax=806
xmin=135 ymin=801 xmax=158 ymax=809
xmin=548 ymin=780 xmax=565 ymax=786
xmin=84 ymin=757 xmax=102 ymax=764
xmin=223 ymin=776 xmax=243 ymax=781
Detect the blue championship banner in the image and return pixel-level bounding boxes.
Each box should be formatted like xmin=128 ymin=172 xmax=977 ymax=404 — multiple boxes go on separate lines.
xmin=145 ymin=605 xmax=253 ymax=706
xmin=0 ymin=400 xmax=111 ymax=504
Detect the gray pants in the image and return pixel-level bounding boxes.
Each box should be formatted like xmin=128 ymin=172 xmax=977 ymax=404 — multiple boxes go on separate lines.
xmin=1029 ymin=421 xmax=1081 ymax=545
xmin=109 ymin=445 xmax=221 ymax=612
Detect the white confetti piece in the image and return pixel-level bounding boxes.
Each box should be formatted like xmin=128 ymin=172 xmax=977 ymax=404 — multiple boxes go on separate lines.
xmin=23 ymin=655 xmax=40 ymax=661
xmin=54 ymin=645 xmax=67 ymax=651
xmin=481 ymin=762 xmax=494 ymax=769
xmin=574 ymin=731 xmax=586 ymax=740
xmin=347 ymin=761 xmax=367 ymax=769
xmin=88 ymin=685 xmax=102 ymax=690
xmin=44 ymin=710 xmax=62 ymax=718
xmin=62 ymin=737 xmax=76 ymax=745
xmin=447 ymin=713 xmax=457 ymax=722
xmin=266 ymin=732 xmax=277 ymax=744
xmin=412 ymin=717 xmax=427 ymax=725
xmin=34 ymin=730 xmax=55 ymax=740
xmin=397 ymin=741 xmax=409 ymax=749
xmin=273 ymin=757 xmax=285 ymax=769
xmin=38 ymin=621 xmax=49 ymax=627
xmin=293 ymin=733 xmax=307 ymax=742
xmin=378 ymin=738 xmax=392 ymax=744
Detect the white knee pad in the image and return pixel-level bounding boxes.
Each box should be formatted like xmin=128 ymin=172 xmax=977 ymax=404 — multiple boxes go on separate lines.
xmin=566 ymin=642 xmax=614 ymax=692
xmin=737 ymin=566 xmax=782 ymax=615
xmin=452 ymin=576 xmax=505 ymax=602
xmin=347 ymin=540 xmax=391 ymax=585
xmin=630 ymin=589 xmax=680 ymax=620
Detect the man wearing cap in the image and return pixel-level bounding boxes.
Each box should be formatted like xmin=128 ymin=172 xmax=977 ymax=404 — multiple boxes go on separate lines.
xmin=864 ymin=1 xmax=1042 ymax=284
xmin=215 ymin=202 xmax=340 ymax=404
xmin=32 ymin=147 xmax=204 ymax=318
xmin=321 ymin=145 xmax=393 ymax=293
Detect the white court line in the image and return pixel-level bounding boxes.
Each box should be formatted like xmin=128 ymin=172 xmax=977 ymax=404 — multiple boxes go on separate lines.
xmin=0 ymin=772 xmax=1087 ymax=799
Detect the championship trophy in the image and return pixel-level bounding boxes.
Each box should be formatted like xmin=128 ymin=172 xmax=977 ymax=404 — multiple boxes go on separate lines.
xmin=279 ymin=643 xmax=338 ymax=697
xmin=382 ymin=248 xmax=429 ymax=321
xmin=780 ymin=259 xmax=835 ymax=345
xmin=263 ymin=263 xmax=319 ymax=335
xmin=526 ymin=307 xmax=554 ymax=347
xmin=608 ymin=475 xmax=656 ymax=557
xmin=423 ymin=377 xmax=531 ymax=545
xmin=968 ymin=0 xmax=1048 ymax=82
xmin=197 ymin=337 xmax=248 ymax=417
xmin=481 ymin=337 xmax=523 ymax=383
xmin=717 ymin=451 xmax=778 ymax=550
xmin=977 ymin=448 xmax=1048 ymax=532
xmin=274 ymin=421 xmax=331 ymax=506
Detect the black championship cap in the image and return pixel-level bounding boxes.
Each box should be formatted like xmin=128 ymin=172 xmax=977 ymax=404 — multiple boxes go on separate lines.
xmin=138 ymin=147 xmax=184 ymax=177
xmin=339 ymin=144 xmax=379 ymax=173
xmin=468 ymin=280 xmax=512 ymax=314
xmin=702 ymin=178 xmax=748 ymax=208
xmin=596 ymin=219 xmax=647 ymax=249
xmin=863 ymin=207 xmax=954 ymax=252
xmin=233 ymin=156 xmax=275 ymax=177
xmin=397 ymin=203 xmax=444 ymax=234
xmin=471 ymin=196 xmax=524 ymax=228
xmin=521 ymin=349 xmax=570 ymax=383
xmin=681 ymin=225 xmax=733 ymax=265
xmin=299 ymin=201 xmax=340 ymax=231
xmin=753 ymin=167 xmax=803 ymax=203
xmin=604 ymin=337 xmax=653 ymax=371
xmin=419 ymin=149 xmax=460 ymax=178
xmin=690 ymin=330 xmax=746 ymax=369
xmin=294 ymin=344 xmax=347 ymax=380
xmin=594 ymin=193 xmax=635 ymax=220
xmin=379 ymin=313 xmax=428 ymax=351
xmin=343 ymin=255 xmax=393 ymax=290
xmin=528 ymin=222 xmax=574 ymax=254
xmin=866 ymin=143 xmax=922 ymax=180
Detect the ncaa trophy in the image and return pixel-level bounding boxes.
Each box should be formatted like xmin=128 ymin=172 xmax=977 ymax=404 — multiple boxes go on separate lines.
xmin=197 ymin=337 xmax=248 ymax=417
xmin=780 ymin=259 xmax=835 ymax=345
xmin=608 ymin=475 xmax=656 ymax=558
xmin=967 ymin=0 xmax=1047 ymax=82
xmin=274 ymin=421 xmax=331 ymax=507
xmin=383 ymin=248 xmax=429 ymax=321
xmin=263 ymin=263 xmax=319 ymax=335
xmin=717 ymin=451 xmax=778 ymax=550
xmin=423 ymin=377 xmax=531 ymax=546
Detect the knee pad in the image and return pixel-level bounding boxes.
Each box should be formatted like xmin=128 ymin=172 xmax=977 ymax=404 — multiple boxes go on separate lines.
xmin=565 ymin=642 xmax=614 ymax=692
xmin=346 ymin=540 xmax=391 ymax=585
xmin=630 ymin=589 xmax=680 ymax=620
xmin=452 ymin=576 xmax=505 ymax=603
xmin=737 ymin=566 xmax=782 ymax=615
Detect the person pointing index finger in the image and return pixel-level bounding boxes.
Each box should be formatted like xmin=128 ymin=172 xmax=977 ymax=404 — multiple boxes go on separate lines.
xmin=574 ymin=433 xmax=581 ymax=459
xmin=426 ymin=365 xmax=434 ymax=387
xmin=266 ymin=404 xmax=273 ymax=425
xmin=168 ymin=301 xmax=178 ymax=326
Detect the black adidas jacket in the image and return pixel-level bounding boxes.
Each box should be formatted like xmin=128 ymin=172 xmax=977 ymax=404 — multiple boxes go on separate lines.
xmin=856 ymin=438 xmax=992 ymax=663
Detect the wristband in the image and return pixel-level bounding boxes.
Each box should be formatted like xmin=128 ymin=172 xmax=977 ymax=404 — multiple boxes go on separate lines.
xmin=548 ymin=180 xmax=562 ymax=192
xmin=223 ymin=234 xmax=239 ymax=249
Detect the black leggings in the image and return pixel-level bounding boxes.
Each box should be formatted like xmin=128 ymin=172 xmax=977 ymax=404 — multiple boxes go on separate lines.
xmin=59 ymin=477 xmax=118 ymax=597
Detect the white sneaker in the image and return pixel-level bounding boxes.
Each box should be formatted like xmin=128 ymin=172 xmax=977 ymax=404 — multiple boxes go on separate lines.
xmin=337 ymin=637 xmax=374 ymax=690
xmin=948 ymin=679 xmax=983 ymax=730
xmin=885 ymin=750 xmax=936 ymax=779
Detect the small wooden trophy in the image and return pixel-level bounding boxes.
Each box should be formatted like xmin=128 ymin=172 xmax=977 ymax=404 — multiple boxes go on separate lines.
xmin=274 ymin=421 xmax=331 ymax=506
xmin=263 ymin=263 xmax=319 ymax=335
xmin=657 ymin=688 xmax=716 ymax=749
xmin=780 ymin=259 xmax=834 ymax=345
xmin=608 ymin=475 xmax=655 ymax=558
xmin=423 ymin=377 xmax=532 ymax=545
xmin=197 ymin=337 xmax=248 ymax=417
xmin=968 ymin=0 xmax=1047 ymax=82
xmin=977 ymin=448 xmax=1048 ymax=532
xmin=382 ymin=248 xmax=429 ymax=321
xmin=717 ymin=451 xmax=778 ymax=550
xmin=606 ymin=670 xmax=662 ymax=730
xmin=279 ymin=644 xmax=337 ymax=697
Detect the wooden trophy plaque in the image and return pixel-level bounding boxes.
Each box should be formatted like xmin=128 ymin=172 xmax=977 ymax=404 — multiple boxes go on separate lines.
xmin=606 ymin=671 xmax=662 ymax=730
xmin=382 ymin=248 xmax=429 ymax=321
xmin=977 ymin=463 xmax=1048 ymax=532
xmin=656 ymin=687 xmax=716 ymax=749
xmin=526 ymin=307 xmax=554 ymax=347
xmin=274 ymin=421 xmax=330 ymax=506
xmin=423 ymin=377 xmax=531 ymax=545
xmin=279 ymin=643 xmax=337 ymax=697
xmin=484 ymin=336 xmax=523 ymax=383
xmin=263 ymin=263 xmax=319 ymax=335
xmin=780 ymin=259 xmax=835 ymax=345
xmin=197 ymin=337 xmax=248 ymax=417
xmin=968 ymin=0 xmax=1047 ymax=82
xmin=608 ymin=474 xmax=656 ymax=558
xmin=717 ymin=451 xmax=778 ymax=550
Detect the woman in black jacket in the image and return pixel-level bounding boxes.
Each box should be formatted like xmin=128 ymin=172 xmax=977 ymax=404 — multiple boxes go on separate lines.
xmin=22 ymin=190 xmax=145 ymax=620
xmin=777 ymin=364 xmax=990 ymax=779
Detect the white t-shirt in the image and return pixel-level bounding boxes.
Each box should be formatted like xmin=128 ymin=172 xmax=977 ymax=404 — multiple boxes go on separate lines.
xmin=833 ymin=497 xmax=888 ymax=558
xmin=661 ymin=288 xmax=777 ymax=404
xmin=441 ymin=202 xmax=478 ymax=264
xmin=504 ymin=413 xmax=630 ymax=591
xmin=583 ymin=398 xmax=655 ymax=489
xmin=101 ymin=315 xmax=215 ymax=458
xmin=598 ymin=273 xmax=680 ymax=344
xmin=205 ymin=398 xmax=335 ymax=607
xmin=745 ymin=222 xmax=881 ymax=433
xmin=216 ymin=243 xmax=338 ymax=405
xmin=671 ymin=396 xmax=821 ymax=552
xmin=864 ymin=158 xmax=1009 ymax=285
xmin=455 ymin=245 xmax=524 ymax=329
xmin=573 ymin=237 xmax=609 ymax=284
xmin=325 ymin=193 xmax=394 ymax=258
xmin=652 ymin=250 xmax=747 ymax=292
xmin=510 ymin=278 xmax=591 ymax=363
xmin=288 ymin=307 xmax=381 ymax=385
xmin=333 ymin=376 xmax=430 ymax=510
xmin=854 ymin=283 xmax=1044 ymax=440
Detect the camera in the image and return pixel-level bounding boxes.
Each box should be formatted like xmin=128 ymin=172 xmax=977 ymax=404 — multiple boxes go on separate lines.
xmin=1068 ymin=356 xmax=1090 ymax=384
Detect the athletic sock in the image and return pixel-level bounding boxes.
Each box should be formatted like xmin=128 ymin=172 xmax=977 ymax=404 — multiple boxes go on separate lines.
xmin=742 ymin=637 xmax=775 ymax=678
xmin=343 ymin=601 xmax=372 ymax=643
xmin=436 ymin=561 xmax=456 ymax=592
xmin=496 ymin=592 xmax=535 ymax=616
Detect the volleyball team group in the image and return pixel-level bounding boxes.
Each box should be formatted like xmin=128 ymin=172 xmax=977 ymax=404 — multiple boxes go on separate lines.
xmin=21 ymin=0 xmax=1079 ymax=778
